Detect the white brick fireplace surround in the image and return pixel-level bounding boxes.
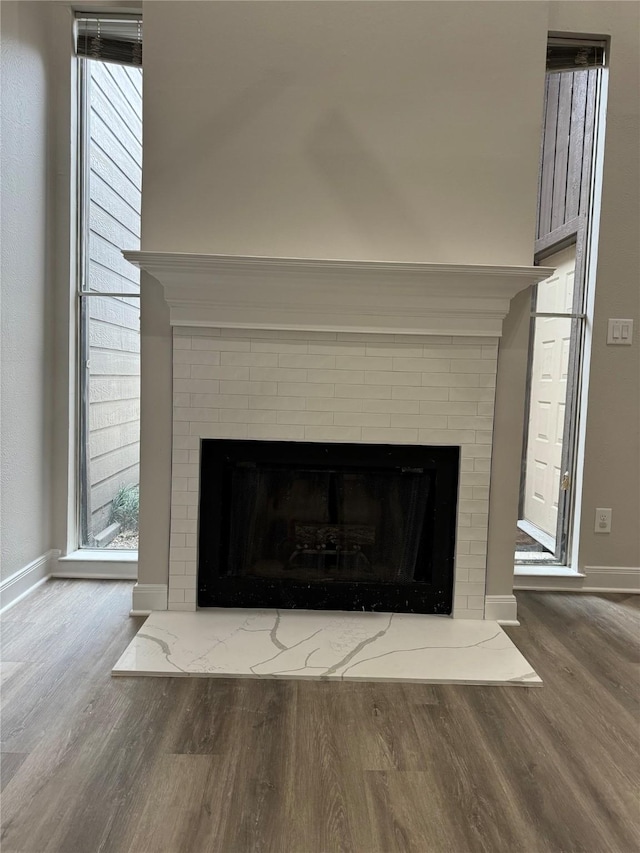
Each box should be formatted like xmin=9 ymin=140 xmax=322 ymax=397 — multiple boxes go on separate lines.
xmin=124 ymin=253 xmax=551 ymax=620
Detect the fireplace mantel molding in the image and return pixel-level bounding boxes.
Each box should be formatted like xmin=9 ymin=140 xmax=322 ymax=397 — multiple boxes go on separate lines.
xmin=123 ymin=251 xmax=553 ymax=337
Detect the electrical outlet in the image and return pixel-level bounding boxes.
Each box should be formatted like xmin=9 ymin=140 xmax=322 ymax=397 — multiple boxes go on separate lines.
xmin=595 ymin=507 xmax=612 ymax=534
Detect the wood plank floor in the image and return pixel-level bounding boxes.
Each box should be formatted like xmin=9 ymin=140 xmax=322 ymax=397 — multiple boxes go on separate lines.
xmin=1 ymin=581 xmax=638 ymax=853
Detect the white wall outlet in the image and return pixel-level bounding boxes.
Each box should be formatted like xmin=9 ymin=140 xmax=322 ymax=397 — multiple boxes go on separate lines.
xmin=595 ymin=507 xmax=612 ymax=534
xmin=607 ymin=319 xmax=633 ymax=345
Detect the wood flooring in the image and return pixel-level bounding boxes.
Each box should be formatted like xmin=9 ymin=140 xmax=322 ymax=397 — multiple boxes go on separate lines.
xmin=1 ymin=580 xmax=638 ymax=853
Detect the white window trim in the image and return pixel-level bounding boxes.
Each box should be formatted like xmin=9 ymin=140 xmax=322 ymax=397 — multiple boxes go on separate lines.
xmin=50 ymin=5 xmax=139 ymax=574
xmin=516 ymin=65 xmax=609 ymax=575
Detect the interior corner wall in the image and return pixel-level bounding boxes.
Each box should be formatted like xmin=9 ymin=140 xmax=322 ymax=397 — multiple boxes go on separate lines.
xmin=0 ymin=1 xmax=54 ymax=582
xmin=546 ymin=1 xmax=640 ymax=573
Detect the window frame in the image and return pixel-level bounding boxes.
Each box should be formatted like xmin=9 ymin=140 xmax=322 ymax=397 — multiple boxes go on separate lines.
xmin=75 ymin=54 xmax=142 ymax=552
xmin=516 ymin=59 xmax=609 ymax=570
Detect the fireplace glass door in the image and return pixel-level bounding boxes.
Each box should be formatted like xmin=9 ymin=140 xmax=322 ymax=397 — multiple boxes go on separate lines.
xmin=198 ymin=441 xmax=458 ymax=614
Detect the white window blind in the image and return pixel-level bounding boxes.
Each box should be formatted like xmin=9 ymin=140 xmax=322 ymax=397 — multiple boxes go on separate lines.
xmin=76 ymin=15 xmax=142 ymax=67
xmin=546 ymin=38 xmax=606 ymax=73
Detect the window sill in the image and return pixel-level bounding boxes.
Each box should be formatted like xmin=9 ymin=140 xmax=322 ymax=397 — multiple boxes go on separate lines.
xmin=53 ymin=549 xmax=138 ymax=579
xmin=514 ymin=565 xmax=586 ymax=578
xmin=59 ymin=549 xmax=138 ymax=563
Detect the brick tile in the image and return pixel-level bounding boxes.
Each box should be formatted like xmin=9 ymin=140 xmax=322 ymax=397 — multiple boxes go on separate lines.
xmin=390 ymin=414 xmax=447 ymax=429
xmin=250 ymin=367 xmax=308 ymax=382
xmin=362 ymin=399 xmax=419 ymax=414
xmin=306 ymin=397 xmax=362 ymax=412
xmin=366 ymin=370 xmax=421 ymax=386
xmin=305 ymin=425 xmax=362 ymax=442
xmin=279 ymin=354 xmax=336 ymax=369
xmin=276 ymin=411 xmax=334 ymax=426
xmin=250 ymin=395 xmax=305 ymax=411
xmin=392 ymin=386 xmax=449 ymax=401
xmin=221 ymin=351 xmax=278 ymax=367
xmin=193 ymin=338 xmax=250 ymax=351
xmin=418 ymin=429 xmax=475 ymax=444
xmin=220 ymin=409 xmax=277 ymax=424
xmin=279 ymin=382 xmax=334 ymax=398
xmin=307 ymin=369 xmax=364 ymax=384
xmin=335 ymin=356 xmax=392 ymax=371
xmin=190 ymin=365 xmax=249 ymax=381
xmin=361 ymin=427 xmax=418 ymax=443
xmin=335 ymin=384 xmax=391 ymax=399
xmin=334 ymin=412 xmax=391 ymax=428
xmin=219 ymin=381 xmax=278 ymax=396
xmin=248 ymin=423 xmax=305 ymax=441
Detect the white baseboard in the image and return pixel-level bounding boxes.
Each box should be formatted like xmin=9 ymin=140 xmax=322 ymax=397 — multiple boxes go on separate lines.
xmin=583 ymin=566 xmax=640 ymax=592
xmin=51 ymin=571 xmax=138 ymax=580
xmin=484 ymin=594 xmax=519 ymax=625
xmin=131 ymin=583 xmax=168 ymax=615
xmin=514 ymin=565 xmax=640 ymax=593
xmin=0 ymin=550 xmax=60 ymax=614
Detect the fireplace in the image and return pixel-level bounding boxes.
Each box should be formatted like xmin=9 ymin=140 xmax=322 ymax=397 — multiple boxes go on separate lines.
xmin=198 ymin=440 xmax=458 ymax=613
xmin=122 ymin=251 xmax=552 ymax=619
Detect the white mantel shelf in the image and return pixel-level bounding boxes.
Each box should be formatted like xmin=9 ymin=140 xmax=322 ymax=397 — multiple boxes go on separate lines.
xmin=123 ymin=251 xmax=553 ymax=337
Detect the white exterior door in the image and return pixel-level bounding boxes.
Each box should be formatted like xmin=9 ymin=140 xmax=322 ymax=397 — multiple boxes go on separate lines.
xmin=523 ymin=246 xmax=576 ymax=546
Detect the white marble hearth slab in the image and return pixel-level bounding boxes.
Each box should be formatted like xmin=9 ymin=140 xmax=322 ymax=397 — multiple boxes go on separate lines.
xmin=113 ymin=609 xmax=541 ymax=686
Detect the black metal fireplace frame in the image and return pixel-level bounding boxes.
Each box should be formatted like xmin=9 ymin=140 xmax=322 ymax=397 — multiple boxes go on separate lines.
xmin=197 ymin=439 xmax=459 ymax=614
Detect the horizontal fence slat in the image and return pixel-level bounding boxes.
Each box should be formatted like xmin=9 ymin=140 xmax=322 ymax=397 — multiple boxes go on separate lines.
xmin=90 ymin=377 xmax=140 ymax=403
xmin=89 ymin=465 xmax=140 ymax=521
xmin=89 ymin=442 xmax=140 ymax=486
xmin=91 ymin=173 xmax=141 ymax=236
xmin=88 ymin=421 xmax=140 ymax=457
xmin=89 ymin=399 xmax=140 ymax=432
xmin=90 ymin=322 xmax=141 ymax=353
xmin=88 ymin=295 xmax=140 ymax=329
xmin=90 ymin=201 xmax=140 ymax=250
xmin=92 ymin=62 xmax=142 ymax=139
xmin=90 ymin=145 xmax=140 ymax=211
xmin=89 ymin=351 xmax=140 ymax=377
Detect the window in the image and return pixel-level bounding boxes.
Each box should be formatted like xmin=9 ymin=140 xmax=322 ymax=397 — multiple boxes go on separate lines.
xmin=517 ymin=41 xmax=607 ymax=565
xmin=76 ymin=15 xmax=142 ymax=550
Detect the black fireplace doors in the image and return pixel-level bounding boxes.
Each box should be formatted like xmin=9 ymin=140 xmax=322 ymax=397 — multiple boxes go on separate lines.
xmin=197 ymin=440 xmax=458 ymax=614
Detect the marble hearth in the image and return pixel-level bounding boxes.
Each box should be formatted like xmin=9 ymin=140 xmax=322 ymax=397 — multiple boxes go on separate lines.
xmin=124 ymin=252 xmax=552 ymax=620
xmin=113 ymin=608 xmax=541 ymax=685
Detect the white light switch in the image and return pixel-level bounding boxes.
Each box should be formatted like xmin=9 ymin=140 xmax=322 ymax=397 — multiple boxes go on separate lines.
xmin=607 ymin=319 xmax=634 ymax=345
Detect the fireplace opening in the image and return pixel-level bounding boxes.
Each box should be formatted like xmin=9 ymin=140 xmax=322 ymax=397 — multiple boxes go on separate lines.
xmin=198 ymin=440 xmax=459 ymax=614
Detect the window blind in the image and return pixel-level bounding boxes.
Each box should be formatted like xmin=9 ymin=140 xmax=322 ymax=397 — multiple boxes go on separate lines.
xmin=546 ymin=38 xmax=606 ymax=73
xmin=76 ymin=15 xmax=142 ymax=67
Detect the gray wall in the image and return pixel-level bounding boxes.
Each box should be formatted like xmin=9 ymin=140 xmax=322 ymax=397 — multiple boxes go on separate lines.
xmin=86 ymin=60 xmax=142 ymax=537
xmin=141 ymin=1 xmax=548 ymax=263
xmin=1 ymin=1 xmax=54 ymax=581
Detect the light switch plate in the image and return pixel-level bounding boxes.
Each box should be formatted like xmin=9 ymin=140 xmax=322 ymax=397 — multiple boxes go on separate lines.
xmin=607 ymin=319 xmax=633 ymax=345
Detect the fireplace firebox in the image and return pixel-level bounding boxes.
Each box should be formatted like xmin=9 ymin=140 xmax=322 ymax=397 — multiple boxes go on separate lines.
xmin=198 ymin=440 xmax=458 ymax=614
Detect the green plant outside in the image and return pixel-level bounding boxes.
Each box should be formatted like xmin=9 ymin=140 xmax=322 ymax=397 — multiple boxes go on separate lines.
xmin=109 ymin=483 xmax=140 ymax=532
